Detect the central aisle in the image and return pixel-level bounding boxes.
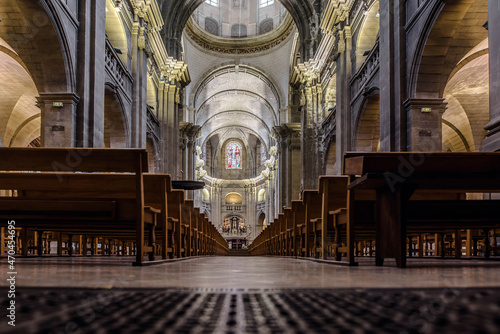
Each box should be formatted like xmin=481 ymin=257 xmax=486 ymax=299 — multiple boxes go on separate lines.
xmin=7 ymin=256 xmax=500 ymax=289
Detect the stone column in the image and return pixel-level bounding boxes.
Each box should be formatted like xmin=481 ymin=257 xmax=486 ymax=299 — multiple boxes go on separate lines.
xmin=158 ymin=82 xmax=181 ymax=176
xmin=275 ymin=124 xmax=301 ymax=207
xmin=75 ymin=0 xmax=106 ymax=148
xmin=335 ymin=26 xmax=353 ymax=173
xmin=482 ymin=0 xmax=500 ymax=151
xmin=244 ymin=183 xmax=257 ymax=244
xmin=275 ymin=127 xmax=289 ymax=211
xmin=179 ymin=123 xmax=200 ymax=189
xmin=130 ymin=19 xmax=149 ymax=148
xmin=379 ymin=0 xmax=408 ymax=151
xmin=404 ymin=99 xmax=447 ymax=151
xmin=293 ymin=63 xmax=324 ymax=190
xmin=38 ymin=93 xmax=80 ymax=147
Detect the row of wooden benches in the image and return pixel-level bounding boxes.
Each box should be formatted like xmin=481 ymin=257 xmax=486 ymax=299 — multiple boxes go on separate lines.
xmin=0 ymin=148 xmax=228 ymax=265
xmin=249 ymin=152 xmax=500 ymax=268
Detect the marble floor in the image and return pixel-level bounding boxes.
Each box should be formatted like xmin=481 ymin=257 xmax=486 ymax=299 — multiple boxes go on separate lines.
xmin=2 ymin=256 xmax=500 ymax=289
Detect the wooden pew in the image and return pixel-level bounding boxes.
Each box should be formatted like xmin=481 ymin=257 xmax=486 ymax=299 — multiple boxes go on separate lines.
xmin=298 ymin=190 xmax=322 ymax=258
xmin=0 ymin=147 xmax=154 ymax=265
xmin=284 ymin=208 xmax=294 ymax=256
xmin=344 ymin=152 xmax=500 ymax=268
xmin=291 ymin=200 xmax=305 ymax=257
xmin=1 ymin=172 xmax=177 ymax=263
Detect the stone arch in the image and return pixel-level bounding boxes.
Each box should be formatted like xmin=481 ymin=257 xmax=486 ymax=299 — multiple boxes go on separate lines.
xmin=104 ymin=85 xmax=129 ymax=148
xmin=225 ymin=192 xmax=243 ymax=204
xmin=442 ymin=39 xmax=489 ymax=152
xmin=0 ymin=38 xmax=40 ymax=148
xmin=192 ymin=64 xmax=282 ymax=111
xmin=105 ymin=0 xmax=129 ymax=66
xmin=0 ymin=0 xmax=72 ymax=93
xmin=354 ymin=93 xmax=380 ymax=152
xmin=355 ymin=1 xmax=380 ymax=71
xmin=410 ymin=0 xmax=488 ymax=99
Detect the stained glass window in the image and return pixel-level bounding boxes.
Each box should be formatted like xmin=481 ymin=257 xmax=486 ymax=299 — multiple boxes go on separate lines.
xmin=226 ymin=141 xmax=242 ymax=169
xmin=260 ymin=144 xmax=267 ymax=165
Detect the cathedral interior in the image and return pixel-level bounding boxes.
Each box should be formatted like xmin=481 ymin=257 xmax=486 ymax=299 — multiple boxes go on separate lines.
xmin=0 ymin=0 xmax=500 ymax=333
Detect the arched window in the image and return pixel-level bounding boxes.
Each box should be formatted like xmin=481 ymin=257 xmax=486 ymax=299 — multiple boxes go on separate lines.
xmin=226 ymin=141 xmax=242 ymax=169
xmin=231 ymin=24 xmax=247 ymax=38
xmin=205 ymin=17 xmax=219 ymax=36
xmin=259 ymin=18 xmax=274 ymax=34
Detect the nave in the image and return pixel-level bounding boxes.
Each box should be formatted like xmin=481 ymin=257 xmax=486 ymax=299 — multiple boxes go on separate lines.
xmin=1 ymin=256 xmax=499 ymax=333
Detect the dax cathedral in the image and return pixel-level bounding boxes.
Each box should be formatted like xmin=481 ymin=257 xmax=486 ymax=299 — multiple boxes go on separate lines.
xmin=0 ymin=0 xmax=500 ymax=333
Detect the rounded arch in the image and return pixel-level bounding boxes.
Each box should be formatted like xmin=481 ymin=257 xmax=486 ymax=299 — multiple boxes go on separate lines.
xmin=225 ymin=192 xmax=243 ymax=204
xmin=0 ymin=38 xmax=41 ymax=148
xmin=442 ymin=41 xmax=489 ymax=152
xmin=355 ymin=1 xmax=380 ymax=71
xmin=0 ymin=0 xmax=71 ymax=93
xmin=104 ymin=85 xmax=129 ymax=148
xmin=106 ymin=0 xmax=129 ymax=66
xmin=354 ymin=93 xmax=380 ymax=152
xmin=410 ymin=0 xmax=488 ymax=99
xmin=192 ymin=64 xmax=282 ymax=111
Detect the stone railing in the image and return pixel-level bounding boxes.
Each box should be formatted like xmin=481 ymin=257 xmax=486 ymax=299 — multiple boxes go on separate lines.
xmin=105 ymin=38 xmax=133 ymax=94
xmin=350 ymin=39 xmax=380 ymax=101
xmin=256 ymin=201 xmax=266 ymax=212
xmin=223 ymin=205 xmax=245 ymax=212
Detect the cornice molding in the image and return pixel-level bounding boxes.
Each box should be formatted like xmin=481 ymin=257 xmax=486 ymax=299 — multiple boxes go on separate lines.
xmin=184 ymin=14 xmax=295 ymax=55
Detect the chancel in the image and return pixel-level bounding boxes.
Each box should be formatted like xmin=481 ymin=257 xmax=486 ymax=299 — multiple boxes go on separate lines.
xmin=0 ymin=0 xmax=499 ymax=333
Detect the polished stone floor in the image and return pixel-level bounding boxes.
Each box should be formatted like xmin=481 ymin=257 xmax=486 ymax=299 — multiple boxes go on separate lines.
xmin=2 ymin=256 xmax=500 ymax=289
